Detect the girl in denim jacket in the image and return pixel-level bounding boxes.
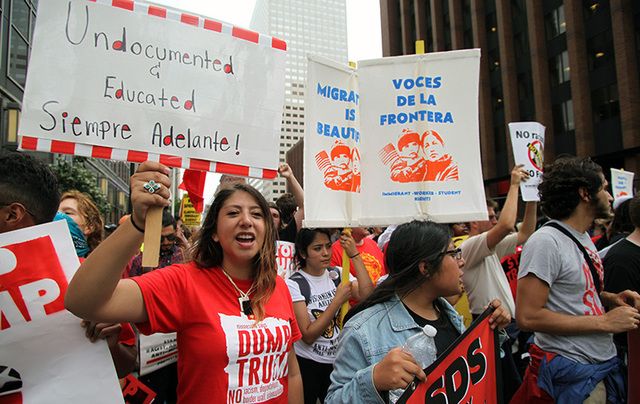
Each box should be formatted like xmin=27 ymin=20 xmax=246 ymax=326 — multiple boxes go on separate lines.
xmin=326 ymin=220 xmax=510 ymax=403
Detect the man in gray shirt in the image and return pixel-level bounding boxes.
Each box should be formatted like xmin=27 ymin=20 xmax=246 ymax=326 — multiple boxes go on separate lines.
xmin=514 ymin=156 xmax=640 ymax=403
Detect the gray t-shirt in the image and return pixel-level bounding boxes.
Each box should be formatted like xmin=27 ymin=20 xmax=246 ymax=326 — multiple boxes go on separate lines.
xmin=518 ymin=220 xmax=615 ymax=364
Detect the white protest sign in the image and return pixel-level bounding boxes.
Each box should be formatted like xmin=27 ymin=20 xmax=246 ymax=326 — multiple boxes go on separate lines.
xmin=611 ymin=168 xmax=635 ymax=201
xmin=358 ymin=50 xmax=486 ymax=224
xmin=19 ymin=0 xmax=286 ymax=178
xmin=276 ymin=241 xmax=296 ymax=278
xmin=139 ymin=332 xmax=177 ymax=376
xmin=0 ymin=221 xmax=122 ymax=403
xmin=304 ymin=56 xmax=361 ymax=227
xmin=508 ymin=122 xmax=545 ymax=202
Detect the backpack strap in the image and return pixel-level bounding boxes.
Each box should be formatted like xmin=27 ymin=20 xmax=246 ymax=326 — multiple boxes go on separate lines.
xmin=288 ymin=272 xmax=311 ymax=305
xmin=290 ymin=268 xmax=344 ymax=306
xmin=544 ymin=222 xmax=603 ymax=294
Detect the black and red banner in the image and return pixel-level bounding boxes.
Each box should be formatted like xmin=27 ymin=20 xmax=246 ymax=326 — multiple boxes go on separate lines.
xmin=398 ymin=306 xmax=502 ymax=404
xmin=121 ymin=374 xmax=156 ymax=404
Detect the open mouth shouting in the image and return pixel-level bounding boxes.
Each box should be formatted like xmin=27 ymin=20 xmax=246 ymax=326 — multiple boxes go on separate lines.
xmin=236 ymin=232 xmax=256 ymax=248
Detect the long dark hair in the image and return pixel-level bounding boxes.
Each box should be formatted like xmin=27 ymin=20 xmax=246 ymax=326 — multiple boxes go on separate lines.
xmin=345 ymin=220 xmax=451 ymax=324
xmin=294 ymin=228 xmax=332 ymax=269
xmin=191 ymin=183 xmax=277 ymax=321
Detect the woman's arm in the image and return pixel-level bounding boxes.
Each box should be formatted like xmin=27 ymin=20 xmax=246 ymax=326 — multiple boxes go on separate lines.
xmin=287 ymin=351 xmax=303 ymax=404
xmin=293 ymin=282 xmax=351 ymax=345
xmin=279 ymin=163 xmax=305 ymax=230
xmin=65 ymin=162 xmax=172 ymax=323
xmin=326 ymin=328 xmax=425 ymax=403
xmin=340 ymin=233 xmax=374 ymax=301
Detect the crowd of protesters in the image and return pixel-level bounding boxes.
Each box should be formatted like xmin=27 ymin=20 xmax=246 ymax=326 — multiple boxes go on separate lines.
xmin=1 ymin=150 xmax=639 ymax=404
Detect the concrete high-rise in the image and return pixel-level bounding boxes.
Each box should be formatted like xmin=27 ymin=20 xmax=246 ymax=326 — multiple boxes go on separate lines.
xmin=380 ymin=0 xmax=640 ymax=195
xmin=251 ymin=0 xmax=349 ymax=200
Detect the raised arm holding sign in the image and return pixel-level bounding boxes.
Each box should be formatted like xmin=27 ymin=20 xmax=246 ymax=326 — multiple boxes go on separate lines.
xmin=19 ymin=0 xmax=287 ymax=265
xmin=66 ymin=162 xmax=304 ymax=403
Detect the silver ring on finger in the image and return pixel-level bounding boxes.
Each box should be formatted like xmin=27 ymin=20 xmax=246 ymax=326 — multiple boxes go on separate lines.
xmin=143 ymin=180 xmax=162 ymax=194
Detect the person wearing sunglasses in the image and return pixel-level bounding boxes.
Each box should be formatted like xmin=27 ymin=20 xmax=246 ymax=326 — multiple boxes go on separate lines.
xmin=126 ymin=208 xmax=184 ymax=277
xmin=326 ymin=220 xmax=511 ymax=403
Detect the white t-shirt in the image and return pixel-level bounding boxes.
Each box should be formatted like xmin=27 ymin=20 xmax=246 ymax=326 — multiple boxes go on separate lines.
xmin=285 ymin=269 xmax=354 ymax=364
xmin=519 ymin=220 xmax=615 ymax=364
xmin=460 ymin=232 xmax=518 ymax=316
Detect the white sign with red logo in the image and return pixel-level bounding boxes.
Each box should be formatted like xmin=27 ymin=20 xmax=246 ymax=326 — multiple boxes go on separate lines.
xmin=19 ymin=0 xmax=286 ymax=178
xmin=0 ymin=221 xmax=123 ymax=403
xmin=611 ymin=168 xmax=635 ymax=202
xmin=508 ymin=121 xmax=546 ymax=202
xmin=305 ymin=51 xmax=487 ymax=226
xmin=139 ymin=332 xmax=178 ymax=376
xmin=276 ymin=241 xmax=296 ymax=279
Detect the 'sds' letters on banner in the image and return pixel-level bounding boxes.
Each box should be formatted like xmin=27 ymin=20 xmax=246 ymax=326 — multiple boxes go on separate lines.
xmin=397 ymin=306 xmax=503 ymax=404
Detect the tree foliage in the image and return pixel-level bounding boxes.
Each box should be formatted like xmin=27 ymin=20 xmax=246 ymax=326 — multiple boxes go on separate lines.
xmin=49 ymin=157 xmax=111 ymax=215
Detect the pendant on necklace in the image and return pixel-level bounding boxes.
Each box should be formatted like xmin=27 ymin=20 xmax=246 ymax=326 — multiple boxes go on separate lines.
xmin=239 ymin=296 xmax=253 ymax=316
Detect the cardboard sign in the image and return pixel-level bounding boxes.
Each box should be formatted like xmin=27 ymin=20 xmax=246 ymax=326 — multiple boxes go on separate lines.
xmin=276 ymin=241 xmax=296 ymax=278
xmin=0 ymin=221 xmax=123 ymax=403
xmin=304 ymin=51 xmax=487 ymax=227
xmin=121 ymin=374 xmax=156 ymax=404
xmin=304 ymin=57 xmax=361 ymax=227
xmin=508 ymin=122 xmax=545 ymax=201
xmin=179 ymin=195 xmax=202 ymax=227
xmin=397 ymin=307 xmax=501 ymax=404
xmin=610 ymin=168 xmax=635 ymax=202
xmin=19 ymin=0 xmax=286 ymax=179
xmin=138 ymin=332 xmax=177 ymax=377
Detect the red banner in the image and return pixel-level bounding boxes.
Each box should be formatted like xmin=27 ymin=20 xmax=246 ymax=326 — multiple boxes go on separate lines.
xmin=121 ymin=374 xmax=156 ymax=404
xmin=398 ymin=307 xmax=501 ymax=404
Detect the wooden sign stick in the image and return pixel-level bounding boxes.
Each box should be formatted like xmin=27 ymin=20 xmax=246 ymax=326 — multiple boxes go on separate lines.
xmin=337 ymin=228 xmax=352 ymax=329
xmin=141 ymin=206 xmax=163 ymax=267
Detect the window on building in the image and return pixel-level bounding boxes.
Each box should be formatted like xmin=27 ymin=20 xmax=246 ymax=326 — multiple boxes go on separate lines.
xmin=549 ymin=51 xmax=570 ymax=86
xmin=8 ymin=0 xmax=37 ymax=89
xmin=545 ymin=5 xmax=566 ymax=40
xmin=591 ymin=84 xmax=619 ymax=123
xmin=552 ymin=99 xmax=575 ymax=132
xmin=587 ymin=30 xmax=615 ymax=71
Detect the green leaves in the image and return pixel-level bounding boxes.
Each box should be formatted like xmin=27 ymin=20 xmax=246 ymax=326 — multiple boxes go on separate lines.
xmin=49 ymin=157 xmax=112 ymax=216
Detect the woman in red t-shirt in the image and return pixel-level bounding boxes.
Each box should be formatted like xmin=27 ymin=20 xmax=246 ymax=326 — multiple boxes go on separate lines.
xmin=65 ymin=161 xmax=303 ymax=404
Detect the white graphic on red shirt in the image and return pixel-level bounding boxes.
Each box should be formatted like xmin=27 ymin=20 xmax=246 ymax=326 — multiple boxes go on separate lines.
xmin=220 ymin=314 xmax=291 ymax=403
xmin=582 ymin=248 xmax=605 ymax=316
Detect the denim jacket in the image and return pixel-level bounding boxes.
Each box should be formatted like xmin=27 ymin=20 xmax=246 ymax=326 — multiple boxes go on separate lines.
xmin=325 ymin=295 xmax=465 ymax=404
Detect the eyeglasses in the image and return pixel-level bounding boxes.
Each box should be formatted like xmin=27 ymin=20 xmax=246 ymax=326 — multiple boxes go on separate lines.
xmin=160 ymin=234 xmax=177 ymax=242
xmin=442 ymin=248 xmax=462 ymax=260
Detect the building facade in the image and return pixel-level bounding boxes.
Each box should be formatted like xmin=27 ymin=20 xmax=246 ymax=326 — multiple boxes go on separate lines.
xmin=0 ymin=0 xmax=130 ymax=224
xmin=380 ymin=0 xmax=640 ymax=195
xmin=251 ymin=0 xmax=349 ymax=200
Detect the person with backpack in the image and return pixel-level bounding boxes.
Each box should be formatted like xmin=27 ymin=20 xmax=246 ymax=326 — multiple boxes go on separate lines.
xmin=287 ymin=228 xmax=374 ymax=403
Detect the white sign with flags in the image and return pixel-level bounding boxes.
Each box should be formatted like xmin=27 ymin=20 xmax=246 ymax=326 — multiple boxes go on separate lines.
xmin=611 ymin=168 xmax=635 ymax=202
xmin=139 ymin=332 xmax=178 ymax=376
xmin=0 ymin=221 xmax=122 ymax=403
xmin=508 ymin=122 xmax=545 ymax=202
xmin=304 ymin=56 xmax=361 ymax=227
xmin=304 ymin=50 xmax=487 ymax=227
xmin=19 ymin=0 xmax=286 ymax=176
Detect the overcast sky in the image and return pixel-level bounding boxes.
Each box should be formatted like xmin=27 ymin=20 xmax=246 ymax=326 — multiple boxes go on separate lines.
xmin=151 ymin=0 xmax=382 ymax=200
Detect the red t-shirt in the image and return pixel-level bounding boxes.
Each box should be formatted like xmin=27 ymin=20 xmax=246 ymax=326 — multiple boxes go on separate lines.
xmin=132 ymin=262 xmax=301 ymax=404
xmin=330 ymin=237 xmax=386 ymax=283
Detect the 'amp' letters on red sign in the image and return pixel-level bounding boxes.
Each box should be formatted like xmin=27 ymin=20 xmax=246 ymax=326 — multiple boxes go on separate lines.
xmin=0 ymin=236 xmax=68 ymax=331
